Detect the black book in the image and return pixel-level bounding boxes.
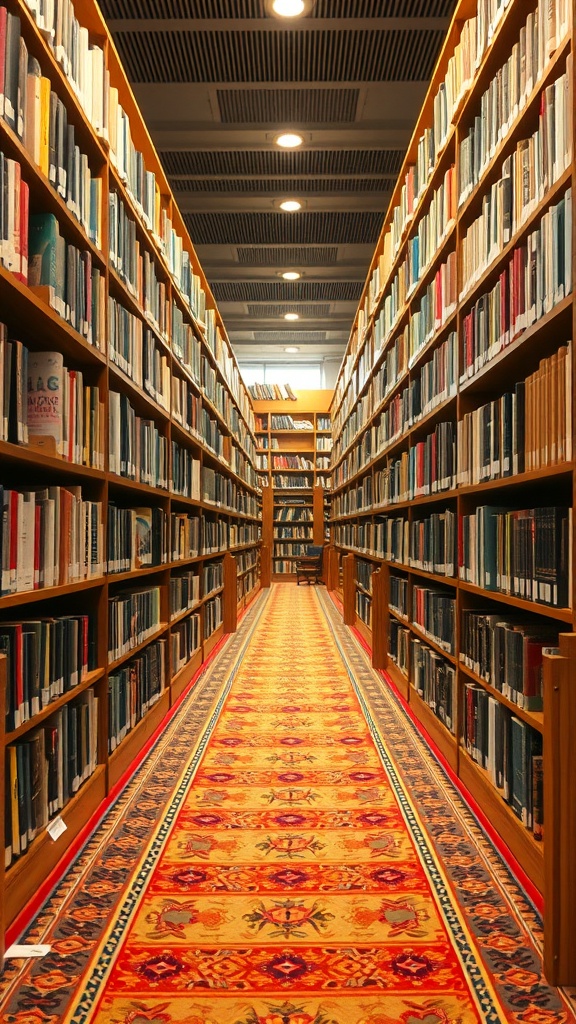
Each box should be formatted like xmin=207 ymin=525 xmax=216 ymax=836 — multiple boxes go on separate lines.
xmin=16 ymin=741 xmax=29 ymax=850
xmin=4 ymin=13 xmax=21 ymax=133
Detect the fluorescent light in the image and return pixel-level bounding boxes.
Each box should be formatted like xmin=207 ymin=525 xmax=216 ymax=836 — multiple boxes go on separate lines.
xmin=282 ymin=271 xmax=301 ymax=280
xmin=275 ymin=132 xmax=304 ymax=149
xmin=280 ymin=199 xmax=302 ymax=212
xmin=273 ymin=0 xmax=305 ymax=14
xmin=285 ymin=346 xmax=300 ymax=353
xmin=284 ymin=312 xmax=299 ymax=321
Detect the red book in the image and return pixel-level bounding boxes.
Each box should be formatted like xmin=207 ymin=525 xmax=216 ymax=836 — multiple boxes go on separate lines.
xmin=16 ymin=178 xmax=29 ymax=284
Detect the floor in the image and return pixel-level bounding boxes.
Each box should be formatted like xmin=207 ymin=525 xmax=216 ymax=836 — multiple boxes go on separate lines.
xmin=0 ymin=584 xmax=575 ymax=1024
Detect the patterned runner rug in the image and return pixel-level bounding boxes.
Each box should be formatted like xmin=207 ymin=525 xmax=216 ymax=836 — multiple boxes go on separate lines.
xmin=2 ymin=584 xmax=575 ymax=1024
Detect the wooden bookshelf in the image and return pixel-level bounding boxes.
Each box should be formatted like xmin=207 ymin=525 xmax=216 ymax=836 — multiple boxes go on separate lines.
xmin=254 ymin=391 xmax=332 ymax=580
xmin=0 ymin=0 xmax=262 ymax=948
xmin=328 ymin=0 xmax=576 ymax=984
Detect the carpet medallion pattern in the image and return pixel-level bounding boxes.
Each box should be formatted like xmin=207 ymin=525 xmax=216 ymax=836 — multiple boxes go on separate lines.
xmin=1 ymin=585 xmax=575 ymax=1024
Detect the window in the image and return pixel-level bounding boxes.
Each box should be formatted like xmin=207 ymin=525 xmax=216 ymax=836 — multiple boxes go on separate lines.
xmin=239 ymin=362 xmax=322 ymax=389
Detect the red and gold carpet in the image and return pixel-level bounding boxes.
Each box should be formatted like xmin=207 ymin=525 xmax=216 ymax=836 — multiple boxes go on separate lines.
xmin=1 ymin=584 xmax=575 ymax=1024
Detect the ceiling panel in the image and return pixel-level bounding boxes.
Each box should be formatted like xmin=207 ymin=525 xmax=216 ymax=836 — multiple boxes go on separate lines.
xmin=101 ymin=0 xmax=455 ymax=16
xmin=216 ymin=87 xmax=360 ymax=124
xmin=236 ymin=246 xmax=339 ymax=265
xmin=184 ymin=211 xmax=383 ymax=246
xmin=113 ymin=28 xmax=446 ymax=84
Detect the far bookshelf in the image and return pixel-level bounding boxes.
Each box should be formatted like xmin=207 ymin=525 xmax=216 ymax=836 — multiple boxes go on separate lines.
xmin=254 ymin=391 xmax=332 ymax=581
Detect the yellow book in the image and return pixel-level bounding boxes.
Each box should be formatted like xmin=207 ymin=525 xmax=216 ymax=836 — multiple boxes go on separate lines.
xmin=38 ymin=76 xmax=51 ymax=178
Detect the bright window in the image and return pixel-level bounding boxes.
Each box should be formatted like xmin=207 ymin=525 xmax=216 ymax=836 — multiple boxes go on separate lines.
xmin=240 ymin=362 xmax=322 ymax=390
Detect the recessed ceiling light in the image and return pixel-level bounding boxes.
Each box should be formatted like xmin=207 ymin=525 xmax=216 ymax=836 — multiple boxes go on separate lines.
xmin=282 ymin=271 xmax=301 ymax=280
xmin=275 ymin=132 xmax=304 ymax=149
xmin=285 ymin=346 xmax=300 ymax=353
xmin=279 ymin=199 xmax=302 ymax=212
xmin=284 ymin=312 xmax=299 ymax=321
xmin=273 ymin=0 xmax=305 ymax=15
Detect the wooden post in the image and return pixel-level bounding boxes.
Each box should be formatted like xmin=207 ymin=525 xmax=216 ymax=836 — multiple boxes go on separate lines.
xmin=260 ymin=544 xmax=272 ymax=588
xmin=313 ymin=485 xmax=325 ymax=547
xmin=223 ymin=552 xmax=238 ymax=634
xmin=371 ymin=564 xmax=389 ymax=670
xmin=342 ymin=553 xmax=356 ymax=626
xmin=0 ymin=655 xmax=5 ymax=970
xmin=324 ymin=544 xmax=337 ymax=591
xmin=543 ymin=632 xmax=576 ymax=985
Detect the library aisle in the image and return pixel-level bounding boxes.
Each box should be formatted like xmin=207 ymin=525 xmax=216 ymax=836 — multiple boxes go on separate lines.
xmin=0 ymin=585 xmax=574 ymax=1024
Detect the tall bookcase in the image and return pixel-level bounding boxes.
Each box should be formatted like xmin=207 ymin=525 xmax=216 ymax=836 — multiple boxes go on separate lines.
xmin=328 ymin=0 xmax=576 ymax=983
xmin=254 ymin=391 xmax=332 ymax=581
xmin=0 ymin=0 xmax=261 ymax=951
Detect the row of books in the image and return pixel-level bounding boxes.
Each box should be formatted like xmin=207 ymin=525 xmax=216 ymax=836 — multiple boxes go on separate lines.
xmin=108 ymin=640 xmax=166 ymax=754
xmin=274 ymin=543 xmax=313 ymax=557
xmin=274 ymin=527 xmax=313 ymax=539
xmin=109 ymin=195 xmax=170 ymax=340
xmin=459 ymin=504 xmax=571 ymax=607
xmin=247 ymin=383 xmax=297 ymax=401
xmin=203 ymin=560 xmax=223 ymax=596
xmin=316 ymin=437 xmax=333 ymax=451
xmin=106 ymin=506 xmax=236 ymax=575
xmin=0 ymin=338 xmax=105 ymax=467
xmin=271 ymin=456 xmax=314 ymax=470
xmin=389 ymin=619 xmax=409 ymax=674
xmin=109 ymin=391 xmax=167 ymax=488
xmin=355 ymin=558 xmax=373 ymax=593
xmin=203 ymin=594 xmax=222 ymax=640
xmin=238 ymin=568 xmax=258 ymax=600
xmin=389 ymin=575 xmax=409 ymax=619
xmin=171 ymin=614 xmax=200 ymax=677
xmin=411 ymin=636 xmax=455 ymax=733
xmin=169 ymin=570 xmax=200 ymax=619
xmin=1 ymin=613 xmax=94 ymax=731
xmin=5 ymin=687 xmax=98 ymax=865
xmin=412 ymin=585 xmax=455 ymax=654
xmin=355 ymin=591 xmax=372 ymax=628
xmin=460 ymin=189 xmax=572 ymax=378
xmin=406 ymin=166 xmax=456 ymax=294
xmin=409 ymin=510 xmax=457 ymax=577
xmin=201 ymin=467 xmax=259 ymax=517
xmin=275 ymin=506 xmax=313 ymax=522
xmin=171 ymin=301 xmax=202 ymax=385
xmin=463 ymin=684 xmax=543 ymax=836
xmin=108 ymin=297 xmax=170 ymax=408
xmin=108 ymin=585 xmax=161 ymax=662
xmin=1 ymin=485 xmax=103 ymax=594
xmin=461 ymin=611 xmax=557 ymax=711
xmin=171 ymin=444 xmax=201 ymax=499
xmin=459 ymin=61 xmax=572 ymax=210
xmin=272 ymin=474 xmax=313 ymax=489
xmin=268 ymin=415 xmax=313 ymax=431
xmin=0 ymin=10 xmax=102 ymax=236
xmin=457 ymin=343 xmax=572 ymax=485
xmin=235 ymin=551 xmax=258 ymax=576
xmin=272 ymin=560 xmax=297 ymax=575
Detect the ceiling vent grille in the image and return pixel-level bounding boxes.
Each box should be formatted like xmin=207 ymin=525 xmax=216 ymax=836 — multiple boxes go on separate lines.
xmin=113 ymin=29 xmax=445 ymax=84
xmin=162 ymin=149 xmax=403 ymax=177
xmin=185 ymin=211 xmax=383 ymax=246
xmin=253 ymin=331 xmax=327 ymax=343
xmin=101 ymin=0 xmax=455 ymax=16
xmin=216 ymin=88 xmax=360 ymax=124
xmin=247 ymin=303 xmax=331 ymax=317
xmin=236 ymin=246 xmax=339 ymax=265
xmin=173 ymin=176 xmax=395 ymax=194
xmin=213 ymin=281 xmax=361 ymax=302
xmin=102 ymin=0 xmax=455 ymax=15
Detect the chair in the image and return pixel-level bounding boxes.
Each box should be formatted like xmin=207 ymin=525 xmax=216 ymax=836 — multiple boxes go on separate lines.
xmin=295 ymin=545 xmax=324 ymax=586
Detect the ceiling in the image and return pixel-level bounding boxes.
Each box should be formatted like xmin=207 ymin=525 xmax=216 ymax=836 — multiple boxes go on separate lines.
xmin=99 ymin=0 xmax=458 ymax=377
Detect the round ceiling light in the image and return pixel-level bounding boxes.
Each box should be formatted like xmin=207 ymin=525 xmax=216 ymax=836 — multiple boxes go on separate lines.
xmin=275 ymin=132 xmax=304 ymax=149
xmin=282 ymin=271 xmax=301 ymax=280
xmin=279 ymin=199 xmax=302 ymax=212
xmin=284 ymin=312 xmax=299 ymax=321
xmin=272 ymin=0 xmax=305 ymax=15
xmin=285 ymin=346 xmax=300 ymax=353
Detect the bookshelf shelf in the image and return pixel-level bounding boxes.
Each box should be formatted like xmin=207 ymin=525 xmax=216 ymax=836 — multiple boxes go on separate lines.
xmin=0 ymin=0 xmax=262 ymax=951
xmin=328 ymin=0 xmax=575 ymax=982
